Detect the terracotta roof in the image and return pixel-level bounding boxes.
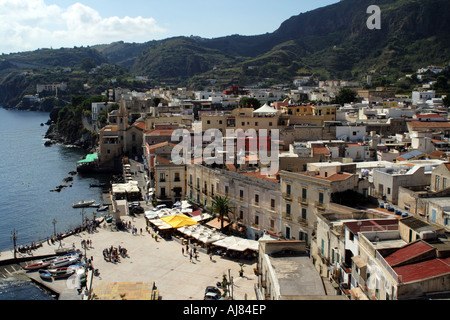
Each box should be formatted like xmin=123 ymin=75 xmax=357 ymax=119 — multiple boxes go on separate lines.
xmin=384 ymin=241 xmax=435 ymax=267
xmin=145 ymin=129 xmax=175 ymax=136
xmin=298 ymin=171 xmax=354 ymax=182
xmin=155 ymin=156 xmax=171 ymax=165
xmin=408 ymin=121 xmax=450 ymax=128
xmin=147 ymin=141 xmax=169 ymax=150
xmin=393 ymin=258 xmax=450 ymax=283
xmin=133 ymin=121 xmax=146 ymax=130
xmin=241 ymin=171 xmax=280 ymax=182
xmin=313 ymin=146 xmax=330 ymax=155
xmin=344 ymin=219 xmax=398 ymax=235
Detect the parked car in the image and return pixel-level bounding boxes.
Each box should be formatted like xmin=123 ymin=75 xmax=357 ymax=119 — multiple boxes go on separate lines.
xmin=205 ymin=286 xmax=221 ymax=296
xmin=204 ymin=292 xmax=223 ymax=300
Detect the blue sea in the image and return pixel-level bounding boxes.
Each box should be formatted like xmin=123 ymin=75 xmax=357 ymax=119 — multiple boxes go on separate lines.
xmin=0 ymin=107 xmax=111 ymax=299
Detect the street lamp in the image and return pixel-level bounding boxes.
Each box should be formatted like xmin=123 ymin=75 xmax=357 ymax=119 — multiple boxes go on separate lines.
xmin=11 ymin=229 xmax=18 ymax=260
xmin=52 ymin=218 xmax=57 ymax=237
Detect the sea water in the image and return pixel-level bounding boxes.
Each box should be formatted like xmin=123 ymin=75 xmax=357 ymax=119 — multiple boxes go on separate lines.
xmin=0 ymin=108 xmax=110 ymax=299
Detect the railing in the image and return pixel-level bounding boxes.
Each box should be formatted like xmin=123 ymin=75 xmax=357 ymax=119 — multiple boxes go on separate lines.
xmin=282 ymin=212 xmax=292 ymax=221
xmin=282 ymin=193 xmax=293 ymax=200
xmin=298 ymin=197 xmax=308 ymax=205
xmin=375 ymin=250 xmax=401 ymax=283
xmin=297 ymin=217 xmax=308 ymax=225
xmin=315 ymin=201 xmax=325 ymax=210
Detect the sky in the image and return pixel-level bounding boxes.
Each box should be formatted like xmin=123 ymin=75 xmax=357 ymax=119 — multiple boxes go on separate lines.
xmin=0 ymin=0 xmax=340 ymax=55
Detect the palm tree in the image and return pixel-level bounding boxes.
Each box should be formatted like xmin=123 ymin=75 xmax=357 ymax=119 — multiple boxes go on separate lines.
xmin=210 ymin=195 xmax=234 ymax=232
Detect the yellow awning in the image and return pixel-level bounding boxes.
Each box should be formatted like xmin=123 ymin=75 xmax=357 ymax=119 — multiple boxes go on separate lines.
xmin=160 ymin=215 xmax=197 ymax=229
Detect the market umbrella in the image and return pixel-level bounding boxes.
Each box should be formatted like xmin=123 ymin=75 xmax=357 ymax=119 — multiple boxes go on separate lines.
xmin=161 ymin=215 xmax=197 ymax=229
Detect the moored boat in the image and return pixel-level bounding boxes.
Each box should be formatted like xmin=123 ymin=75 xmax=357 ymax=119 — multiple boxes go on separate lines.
xmin=24 ymin=257 xmax=55 ymax=271
xmin=97 ymin=205 xmax=108 ymax=212
xmin=72 ymin=200 xmax=95 ymax=208
xmin=47 ymin=262 xmax=84 ymax=274
xmin=90 ymin=183 xmax=106 ymax=188
xmin=49 ymin=255 xmax=79 ymax=269
xmin=39 ymin=269 xmax=52 ymax=280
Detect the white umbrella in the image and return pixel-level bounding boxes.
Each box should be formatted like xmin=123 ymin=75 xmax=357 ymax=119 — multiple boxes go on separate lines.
xmin=228 ymin=239 xmax=259 ymax=252
xmin=212 ymin=236 xmax=242 ymax=249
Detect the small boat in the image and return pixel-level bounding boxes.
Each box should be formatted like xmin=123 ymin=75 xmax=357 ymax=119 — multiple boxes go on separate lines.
xmin=90 ymin=183 xmax=106 ymax=188
xmin=40 ymin=268 xmax=76 ymax=280
xmin=24 ymin=257 xmax=55 ymax=271
xmin=49 ymin=255 xmax=79 ymax=269
xmin=47 ymin=262 xmax=85 ymax=274
xmin=39 ymin=269 xmax=53 ymax=281
xmin=97 ymin=205 xmax=108 ymax=212
xmin=50 ymin=268 xmax=76 ymax=280
xmin=72 ymin=200 xmax=95 ymax=208
xmin=89 ymin=203 xmax=100 ymax=208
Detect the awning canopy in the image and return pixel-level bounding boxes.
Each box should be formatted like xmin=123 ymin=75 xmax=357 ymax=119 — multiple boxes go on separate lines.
xmin=206 ymin=218 xmax=231 ymax=230
xmin=77 ymin=153 xmax=98 ymax=164
xmin=112 ymin=181 xmax=140 ymax=194
xmin=160 ymin=214 xmax=197 ymax=229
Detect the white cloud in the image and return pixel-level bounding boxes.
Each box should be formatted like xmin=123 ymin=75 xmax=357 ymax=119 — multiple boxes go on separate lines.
xmin=0 ymin=0 xmax=167 ymax=54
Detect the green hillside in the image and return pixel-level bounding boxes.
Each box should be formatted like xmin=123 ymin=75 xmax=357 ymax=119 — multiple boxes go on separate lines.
xmin=1 ymin=0 xmax=450 ymax=104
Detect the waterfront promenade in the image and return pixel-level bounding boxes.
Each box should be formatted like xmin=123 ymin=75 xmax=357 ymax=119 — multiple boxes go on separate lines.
xmin=0 ymin=160 xmax=258 ymax=300
xmin=0 ymin=213 xmax=258 ymax=300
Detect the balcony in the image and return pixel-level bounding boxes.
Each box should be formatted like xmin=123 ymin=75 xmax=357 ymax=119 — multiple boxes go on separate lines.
xmin=297 ymin=217 xmax=308 ymax=226
xmin=282 ymin=193 xmax=293 ymax=201
xmin=282 ymin=212 xmax=292 ymax=221
xmin=298 ymin=197 xmax=308 ymax=205
xmin=315 ymin=201 xmax=326 ymax=211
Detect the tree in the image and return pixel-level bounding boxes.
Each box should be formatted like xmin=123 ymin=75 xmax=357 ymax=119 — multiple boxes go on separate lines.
xmin=239 ymin=97 xmax=261 ymax=109
xmin=81 ymin=57 xmax=96 ymax=72
xmin=443 ymin=95 xmax=450 ymax=108
xmin=210 ymin=196 xmax=234 ymax=232
xmin=333 ymin=88 xmax=357 ymax=105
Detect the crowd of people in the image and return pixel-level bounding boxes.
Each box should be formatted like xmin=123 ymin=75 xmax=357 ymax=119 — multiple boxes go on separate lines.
xmin=102 ymin=245 xmax=128 ymax=263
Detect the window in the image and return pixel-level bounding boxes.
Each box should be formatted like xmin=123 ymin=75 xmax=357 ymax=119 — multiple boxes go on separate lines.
xmin=269 ymin=122 xmax=273 ymax=126
xmin=218 ymin=120 xmax=222 ymax=124
xmin=270 ymin=219 xmax=274 ymax=229
xmin=286 ymin=204 xmax=291 ymax=215
xmin=302 ymin=188 xmax=307 ymax=199
xmin=207 ymin=120 xmax=211 ymax=124
xmin=321 ymin=239 xmax=325 ymax=255
xmin=270 ymin=198 xmax=275 ymax=209
xmin=239 ymin=210 xmax=244 ymax=220
xmin=387 ymin=187 xmax=391 ymax=195
xmin=160 ymin=187 xmax=166 ymax=197
xmin=160 ymin=173 xmax=165 ymax=182
xmin=174 ymin=172 xmax=180 ymax=182
xmin=239 ymin=189 xmax=244 ymax=199
xmin=254 ymin=215 xmax=259 ymax=225
xmin=189 ymin=174 xmax=192 ymax=185
xmin=197 ymin=178 xmax=200 ymax=188
xmin=302 ymin=208 xmax=307 ymax=220
xmin=299 ymin=231 xmax=308 ymax=243
xmin=319 ymin=192 xmax=324 ymax=204
xmin=255 ymin=193 xmax=259 ymax=205
xmin=225 ymin=185 xmax=229 ymax=195
xmin=286 ymin=184 xmax=291 ymax=195
xmin=285 ymin=226 xmax=291 ymax=239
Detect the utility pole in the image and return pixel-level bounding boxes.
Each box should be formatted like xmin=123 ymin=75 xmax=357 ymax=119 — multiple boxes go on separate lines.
xmin=11 ymin=229 xmax=18 ymax=260
xmin=52 ymin=218 xmax=57 ymax=237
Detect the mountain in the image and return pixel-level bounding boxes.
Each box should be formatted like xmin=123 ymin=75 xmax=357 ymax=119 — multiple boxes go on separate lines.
xmin=1 ymin=0 xmax=450 ymax=100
